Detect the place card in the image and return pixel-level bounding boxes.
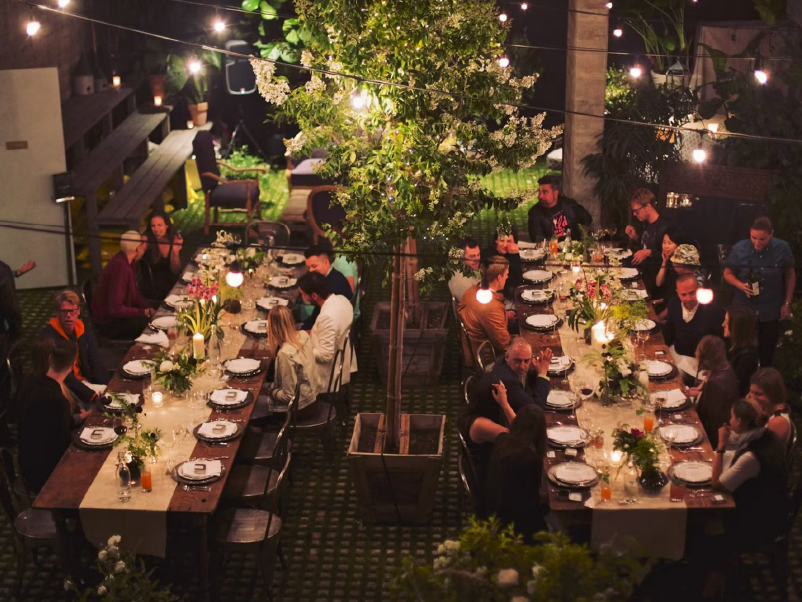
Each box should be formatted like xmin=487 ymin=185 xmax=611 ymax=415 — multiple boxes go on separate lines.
xmin=565 ymin=448 xmax=578 ymax=457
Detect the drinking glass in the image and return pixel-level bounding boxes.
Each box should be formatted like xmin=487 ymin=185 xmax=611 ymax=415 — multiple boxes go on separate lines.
xmin=600 ymin=480 xmax=613 ymax=502
xmin=643 ymin=410 xmax=655 ymax=433
xmin=637 ymin=329 xmax=650 ymax=353
xmin=164 ymin=430 xmax=178 ymax=470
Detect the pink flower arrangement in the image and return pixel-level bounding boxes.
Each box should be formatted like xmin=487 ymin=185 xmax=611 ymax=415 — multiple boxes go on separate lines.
xmin=186 ymin=278 xmax=219 ymax=302
xmin=577 ymin=280 xmax=611 ymax=300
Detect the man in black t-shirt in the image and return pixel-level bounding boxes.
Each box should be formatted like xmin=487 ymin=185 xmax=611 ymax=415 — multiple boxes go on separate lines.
xmin=527 ymin=175 xmax=593 ymax=242
xmin=625 ymin=188 xmax=671 ymax=294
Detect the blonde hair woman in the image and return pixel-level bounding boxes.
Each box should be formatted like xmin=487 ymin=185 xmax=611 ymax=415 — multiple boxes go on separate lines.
xmin=265 ymin=305 xmax=322 ymax=412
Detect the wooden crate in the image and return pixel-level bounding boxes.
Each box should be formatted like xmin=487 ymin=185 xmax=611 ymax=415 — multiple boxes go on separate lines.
xmin=369 ymin=301 xmax=449 ymax=388
xmin=347 ymin=413 xmax=445 ymax=524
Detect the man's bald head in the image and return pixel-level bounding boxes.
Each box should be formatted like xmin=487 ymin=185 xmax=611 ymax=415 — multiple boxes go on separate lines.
xmin=505 ymin=337 xmax=533 ymax=379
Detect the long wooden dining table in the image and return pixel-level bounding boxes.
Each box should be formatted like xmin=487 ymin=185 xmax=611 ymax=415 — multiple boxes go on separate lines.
xmin=33 ymin=247 xmax=304 ymax=597
xmin=514 ymin=255 xmax=734 ymax=558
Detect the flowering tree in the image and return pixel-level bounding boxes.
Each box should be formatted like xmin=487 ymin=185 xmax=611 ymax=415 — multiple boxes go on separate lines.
xmin=251 ymin=0 xmax=561 ymax=450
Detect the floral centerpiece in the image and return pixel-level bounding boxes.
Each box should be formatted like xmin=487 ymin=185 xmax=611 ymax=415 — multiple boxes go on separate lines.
xmin=104 ymin=394 xmax=161 ymax=475
xmin=581 ymin=339 xmax=646 ymax=406
xmin=392 ymin=517 xmax=650 ymax=602
xmin=66 ymin=535 xmax=184 ymax=601
xmin=178 ymin=277 xmax=225 ymax=340
xmin=213 ymin=229 xmax=239 ymax=248
xmin=146 ymin=349 xmax=199 ymax=395
xmin=235 ymin=246 xmax=265 ymax=273
xmin=612 ymin=425 xmax=668 ymax=492
xmin=567 ymin=271 xmax=615 ymax=340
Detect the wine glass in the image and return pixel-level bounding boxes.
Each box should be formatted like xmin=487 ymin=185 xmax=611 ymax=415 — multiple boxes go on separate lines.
xmin=637 ymin=329 xmax=650 ymax=353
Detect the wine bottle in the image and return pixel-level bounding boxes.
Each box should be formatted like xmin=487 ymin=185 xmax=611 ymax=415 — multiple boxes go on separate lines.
xmin=746 ymin=261 xmax=760 ymax=297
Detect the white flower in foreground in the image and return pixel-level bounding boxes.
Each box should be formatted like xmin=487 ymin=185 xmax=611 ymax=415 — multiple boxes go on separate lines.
xmin=300 ymin=49 xmax=314 ymax=67
xmin=97 ymin=585 xmax=108 ymax=595
xmin=497 ymin=568 xmax=519 ymax=586
xmin=107 ymin=535 xmax=121 ymax=546
xmin=246 ymin=247 xmax=256 ymax=258
xmin=159 ymin=360 xmax=175 ymax=373
xmin=442 ymin=539 xmax=460 ymax=553
xmin=114 ymin=560 xmax=126 ymax=574
xmin=98 ymin=550 xmax=108 ymax=561
xmin=107 ymin=545 xmax=118 ymax=557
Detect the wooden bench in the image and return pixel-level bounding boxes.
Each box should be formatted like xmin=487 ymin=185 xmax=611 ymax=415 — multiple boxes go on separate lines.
xmin=62 ymin=87 xmax=136 ymax=165
xmin=88 ymin=123 xmax=213 ymax=273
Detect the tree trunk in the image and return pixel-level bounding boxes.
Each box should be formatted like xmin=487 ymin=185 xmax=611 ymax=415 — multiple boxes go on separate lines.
xmin=405 ymin=238 xmax=421 ymax=326
xmin=384 ymin=243 xmax=406 ymax=452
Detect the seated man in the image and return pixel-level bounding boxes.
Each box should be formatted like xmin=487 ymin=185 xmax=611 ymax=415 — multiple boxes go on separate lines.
xmin=449 ymin=238 xmax=482 ymax=302
xmin=482 ymin=227 xmax=522 ymax=298
xmin=625 ymin=188 xmax=671 ymax=293
xmin=42 ymin=290 xmax=108 ymax=407
xmin=458 ymin=256 xmax=510 ymax=368
xmin=18 ymin=339 xmax=75 ymax=493
xmin=91 ymin=231 xmax=156 ymax=339
xmin=528 ymin=174 xmax=593 ymax=242
xmin=663 ymin=273 xmax=725 ymax=381
xmin=300 ymin=245 xmax=353 ymax=330
xmin=299 ymin=272 xmax=356 ymax=391
xmin=489 ymin=337 xmax=553 ymax=411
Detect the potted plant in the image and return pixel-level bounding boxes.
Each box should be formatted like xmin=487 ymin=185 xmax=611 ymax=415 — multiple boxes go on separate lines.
xmin=252 ymin=0 xmax=561 ymax=522
xmin=73 ymin=53 xmax=95 ymax=96
xmin=185 ymin=72 xmax=210 ymax=126
xmin=612 ymin=425 xmax=668 ymax=492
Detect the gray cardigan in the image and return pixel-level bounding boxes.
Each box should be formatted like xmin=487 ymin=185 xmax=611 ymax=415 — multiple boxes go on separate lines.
xmin=269 ymin=331 xmax=322 ymax=412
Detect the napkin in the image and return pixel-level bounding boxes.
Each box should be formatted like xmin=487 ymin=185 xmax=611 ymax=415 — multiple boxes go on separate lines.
xmin=107 ymin=393 xmax=139 ymax=409
xmin=209 ymin=389 xmax=248 ymax=405
xmin=554 ymin=463 xmax=595 ymax=483
xmin=179 ymin=460 xmax=222 ymax=479
xmin=674 ymin=462 xmax=712 ymax=483
xmin=548 ymin=426 xmax=587 ymax=445
xmin=197 ymin=421 xmax=238 ymax=438
xmin=84 ymin=382 xmax=107 ymax=395
xmin=625 ymin=289 xmax=649 ymax=299
xmin=136 ymin=331 xmax=170 ymax=348
xmin=80 ymin=427 xmax=116 ymax=444
xmin=650 ymin=388 xmax=686 ymax=408
xmin=659 ymin=425 xmax=698 ymax=444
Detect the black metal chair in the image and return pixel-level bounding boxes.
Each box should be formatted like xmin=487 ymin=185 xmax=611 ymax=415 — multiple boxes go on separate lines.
xmin=245 ymin=220 xmax=291 ymax=247
xmin=193 ymin=131 xmax=265 ymax=235
xmin=79 ymin=276 xmax=134 ymax=352
xmin=306 ymin=185 xmax=345 ymax=245
xmin=475 ymin=340 xmax=497 ymax=374
xmin=293 ymin=348 xmax=344 ymax=456
xmin=463 ymin=375 xmax=476 ymax=407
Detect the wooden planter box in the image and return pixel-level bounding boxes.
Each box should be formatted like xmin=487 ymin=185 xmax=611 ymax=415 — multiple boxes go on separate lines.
xmin=369 ymin=301 xmax=449 ymax=388
xmin=348 ymin=413 xmax=445 ymax=524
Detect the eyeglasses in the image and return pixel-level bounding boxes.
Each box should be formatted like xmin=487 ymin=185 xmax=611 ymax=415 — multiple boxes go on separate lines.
xmin=632 ymin=205 xmax=647 ymax=214
xmin=58 ymin=308 xmax=80 ymax=316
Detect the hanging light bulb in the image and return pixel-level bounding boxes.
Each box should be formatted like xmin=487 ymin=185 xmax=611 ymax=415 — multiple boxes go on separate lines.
xmin=606 ymin=2 xmax=613 ymax=8
xmin=225 ymin=262 xmax=244 ymax=288
xmin=613 ymin=28 xmax=623 ymax=38
xmin=476 ymin=287 xmax=493 ymax=305
xmin=696 ymin=288 xmax=714 ymax=304
xmin=629 ymin=66 xmax=642 ymax=78
xmin=213 ymin=18 xmax=226 ymax=32
xmin=499 ymin=13 xmax=508 ymax=22
xmin=754 ymin=70 xmax=768 ymax=84
xmin=521 ymin=2 xmax=528 ymax=9
xmin=58 ymin=0 xmax=70 ymax=7
xmin=692 ymin=148 xmax=707 ymax=163
xmin=26 ymin=20 xmax=41 ymax=36
xmin=498 ymin=56 xmax=510 ymax=68
xmin=188 ymin=60 xmax=202 ymax=74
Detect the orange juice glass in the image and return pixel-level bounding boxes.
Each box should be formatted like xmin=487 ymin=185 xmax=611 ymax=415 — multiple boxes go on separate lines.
xmin=141 ymin=469 xmax=153 ymax=492
xmin=550 ymin=239 xmax=559 ymax=255
xmin=643 ymin=413 xmax=655 ymax=433
xmin=600 ymin=482 xmax=612 ymax=501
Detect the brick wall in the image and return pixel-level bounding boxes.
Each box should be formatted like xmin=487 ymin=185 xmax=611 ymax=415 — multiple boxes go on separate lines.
xmin=0 ymin=2 xmax=91 ymax=102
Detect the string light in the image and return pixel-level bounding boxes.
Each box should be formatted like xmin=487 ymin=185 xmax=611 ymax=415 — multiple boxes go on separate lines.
xmin=213 ymin=18 xmax=226 ymax=32
xmin=696 ymin=288 xmax=714 ymax=304
xmin=521 ymin=2 xmax=528 ymax=9
xmin=613 ymin=28 xmax=623 ymax=38
xmin=629 ymin=66 xmax=642 ymax=78
xmin=476 ymin=287 xmax=493 ymax=304
xmin=57 ymin=0 xmax=69 ymax=7
xmin=188 ymin=59 xmax=202 ymax=74
xmin=755 ymin=69 xmax=768 ymax=84
xmin=225 ymin=262 xmax=244 ymax=288
xmin=498 ymin=56 xmax=510 ymax=68
xmin=692 ymin=149 xmax=707 ymax=163
xmin=499 ymin=13 xmax=508 ymax=22
xmin=26 ymin=20 xmax=41 ymax=36
xmin=605 ymin=2 xmax=612 ymax=8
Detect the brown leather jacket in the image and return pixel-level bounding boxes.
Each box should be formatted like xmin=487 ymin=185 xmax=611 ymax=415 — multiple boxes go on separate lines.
xmin=457 ymin=284 xmax=510 ymax=367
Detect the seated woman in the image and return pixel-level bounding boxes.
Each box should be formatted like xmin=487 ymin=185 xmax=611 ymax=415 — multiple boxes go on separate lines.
xmin=263 ymin=305 xmax=322 ymax=414
xmin=689 ymin=335 xmax=739 ymax=449
xmin=457 ymin=378 xmax=517 ymax=500
xmin=482 ymin=226 xmax=522 ymax=298
xmin=654 ymin=234 xmax=707 ymax=306
xmin=18 ymin=339 xmax=79 ymax=493
xmin=484 ymin=403 xmax=548 ymax=543
xmin=712 ymin=399 xmax=787 ymax=548
xmin=748 ymin=368 xmax=793 ymax=452
xmin=724 ymin=306 xmax=759 ymax=397
xmin=141 ymin=211 xmax=183 ymax=300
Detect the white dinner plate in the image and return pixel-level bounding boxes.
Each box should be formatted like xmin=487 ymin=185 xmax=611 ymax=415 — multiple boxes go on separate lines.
xmin=521 ymin=289 xmax=554 ymax=303
xmin=672 ymin=461 xmax=713 ymax=484
xmin=553 ymin=462 xmax=597 ymax=484
xmin=151 ymin=315 xmax=178 ymax=330
xmin=225 ymin=358 xmax=262 ymax=374
xmin=107 ymin=392 xmax=139 ymax=409
xmin=522 ymin=269 xmax=553 ymax=284
xmin=547 ymin=426 xmax=589 ymax=446
xmin=209 ymin=389 xmax=249 ymax=405
xmin=243 ymin=320 xmax=268 ymax=334
xmin=547 ymin=356 xmax=573 ymax=374
xmin=122 ymin=360 xmax=151 ymax=376
xmin=650 ymin=388 xmax=687 ymax=408
xmin=648 ymin=360 xmax=673 ymax=377
xmin=547 ymin=390 xmax=576 ymax=408
xmin=256 ymin=297 xmax=290 ymax=311
xmin=181 ymin=271 xmax=197 ymax=283
xmin=164 ymin=294 xmax=193 ymax=310
xmin=281 ymin=253 xmax=305 ymax=265
xmin=525 ymin=314 xmax=559 ymax=329
xmin=178 ymin=460 xmax=223 ymax=481
xmin=658 ymin=424 xmax=700 ymax=445
xmin=635 ymin=319 xmax=656 ymax=332
xmin=519 ymin=249 xmax=545 ymax=261
xmin=79 ymin=427 xmax=117 ymax=446
xmin=269 ymin=276 xmax=298 ymax=289
xmin=606 ymin=248 xmax=633 ymax=259
xmin=197 ymin=420 xmax=238 ymax=439
xmin=618 ymin=267 xmax=639 ymax=280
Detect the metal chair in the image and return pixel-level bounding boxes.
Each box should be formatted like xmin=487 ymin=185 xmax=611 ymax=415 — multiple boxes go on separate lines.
xmin=193 ymin=131 xmax=265 ymax=235
xmin=306 ymin=185 xmax=344 ymax=245
xmin=475 ymin=340 xmax=497 ymax=374
xmin=786 ymin=420 xmax=798 ymax=476
xmin=293 ymin=348 xmax=343 ymax=456
xmin=79 ymin=276 xmax=134 ymax=349
xmin=245 ymin=220 xmax=291 ymax=247
xmin=240 ymin=381 xmax=299 ymax=463
xmin=458 ymin=454 xmax=481 ymax=513
xmin=462 ymin=375 xmax=476 ymax=407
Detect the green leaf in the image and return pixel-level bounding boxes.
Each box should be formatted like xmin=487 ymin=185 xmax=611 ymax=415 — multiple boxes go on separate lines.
xmin=699 ymin=43 xmax=729 ymax=77
xmin=260 ymin=1 xmax=277 ymax=20
xmin=285 ymin=30 xmax=300 ymax=45
xmin=298 ymin=25 xmax=314 ymax=46
xmin=267 ymin=45 xmax=282 ymax=61
xmin=282 ymin=18 xmax=299 ymax=34
xmin=259 ymin=43 xmax=278 ymax=59
xmin=258 ymin=21 xmax=266 ymax=36
xmin=280 ymin=46 xmax=299 ymax=63
xmin=241 ymin=0 xmax=259 ymax=11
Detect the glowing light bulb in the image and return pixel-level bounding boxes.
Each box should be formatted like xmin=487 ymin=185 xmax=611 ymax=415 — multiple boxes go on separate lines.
xmin=606 ymin=2 xmax=613 ymax=7
xmin=351 ymin=94 xmax=365 ymax=110
xmin=26 ymin=20 xmax=41 ymax=36
xmin=521 ymin=2 xmax=528 ymax=9
xmin=498 ymin=56 xmax=510 ymax=68
xmin=476 ymin=288 xmax=493 ymax=304
xmin=225 ymin=268 xmax=244 ymax=288
xmin=692 ymin=148 xmax=707 ymax=163
xmin=696 ymin=288 xmax=714 ymax=304
xmin=629 ymin=66 xmax=642 ymax=78
xmin=499 ymin=13 xmax=508 ymax=22
xmin=58 ymin=0 xmax=70 ymax=7
xmin=213 ymin=19 xmax=226 ymax=32
xmin=613 ymin=28 xmax=623 ymax=38
xmin=189 ymin=60 xmax=202 ymax=74
xmin=754 ymin=70 xmax=768 ymax=84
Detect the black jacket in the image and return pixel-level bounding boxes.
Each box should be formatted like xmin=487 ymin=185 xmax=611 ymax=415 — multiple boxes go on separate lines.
xmin=42 ymin=319 xmax=108 ymax=407
xmin=527 ymin=197 xmax=593 ymax=242
xmin=302 ymin=267 xmax=353 ymax=330
xmin=18 ymin=377 xmax=73 ymax=493
xmin=729 ymin=346 xmax=759 ymax=398
xmin=662 ymin=298 xmax=725 ymax=358
xmin=489 ymin=356 xmax=550 ymax=411
xmin=0 ymin=261 xmax=21 ymax=340
xmin=696 ymin=367 xmax=739 ymax=449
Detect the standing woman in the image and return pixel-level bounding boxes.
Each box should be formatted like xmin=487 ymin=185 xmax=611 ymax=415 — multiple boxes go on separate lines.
xmin=690 ymin=335 xmax=739 ymax=449
xmin=723 ymin=306 xmax=759 ymax=397
xmin=264 ymin=305 xmax=322 ymax=414
xmin=142 ymin=211 xmax=183 ymax=299
xmin=748 ymin=368 xmax=793 ymax=451
xmin=484 ymin=404 xmax=548 ymax=542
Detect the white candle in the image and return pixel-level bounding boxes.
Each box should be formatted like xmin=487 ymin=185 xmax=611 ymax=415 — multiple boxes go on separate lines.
xmin=151 ymin=391 xmax=163 ymax=407
xmin=193 ymin=332 xmax=205 ymax=360
xmin=610 ymin=450 xmax=623 ymax=467
xmin=112 ymin=76 xmax=121 ymax=88
xmin=591 ymin=321 xmax=607 ymax=350
xmin=187 ymin=120 xmax=195 ymax=129
xmin=154 ymin=95 xmax=163 ymax=106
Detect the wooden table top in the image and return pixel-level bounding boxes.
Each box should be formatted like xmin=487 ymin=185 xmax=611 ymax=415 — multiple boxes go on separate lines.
xmin=514 ymin=258 xmax=735 ymax=514
xmin=62 ymin=87 xmax=134 ymax=150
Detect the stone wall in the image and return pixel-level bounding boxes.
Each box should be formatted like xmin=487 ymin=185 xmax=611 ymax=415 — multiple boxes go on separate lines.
xmin=0 ymin=3 xmax=91 ymax=102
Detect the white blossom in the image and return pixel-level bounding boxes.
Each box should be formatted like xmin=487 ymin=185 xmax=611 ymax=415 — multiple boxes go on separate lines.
xmin=159 ymin=360 xmax=175 ymax=373
xmin=442 ymin=539 xmax=460 ymax=553
xmin=98 ymin=585 xmax=108 ymax=595
xmin=283 ymin=131 xmax=307 ymax=157
xmin=250 ymin=58 xmax=290 ymax=105
xmin=305 ymin=76 xmax=326 ymax=95
xmin=98 ymin=550 xmax=108 ymax=561
xmin=114 ymin=560 xmax=126 ymax=574
xmin=433 ymin=556 xmax=449 ymax=570
xmin=107 ymin=545 xmax=118 ymax=557
xmin=497 ymin=568 xmax=519 ymax=586
xmin=300 ymin=49 xmax=314 ymax=67
xmin=246 ymin=247 xmax=256 ymax=258
xmin=107 ymin=535 xmax=121 ymax=546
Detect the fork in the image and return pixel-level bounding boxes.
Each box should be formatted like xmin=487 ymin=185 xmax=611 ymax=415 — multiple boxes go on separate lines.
xmin=182 ymin=485 xmax=211 ymax=491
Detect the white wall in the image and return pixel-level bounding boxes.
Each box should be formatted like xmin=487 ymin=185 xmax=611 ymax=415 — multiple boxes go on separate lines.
xmin=0 ymin=67 xmax=71 ymax=289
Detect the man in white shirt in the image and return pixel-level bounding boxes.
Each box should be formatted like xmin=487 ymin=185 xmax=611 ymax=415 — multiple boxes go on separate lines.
xmin=299 ymin=272 xmax=356 ymax=391
xmin=448 ymin=238 xmax=482 ymax=302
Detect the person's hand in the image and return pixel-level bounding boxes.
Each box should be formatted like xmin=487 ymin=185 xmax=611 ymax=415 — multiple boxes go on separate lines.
xmin=686 ymin=385 xmax=703 ymax=398
xmin=738 ymin=281 xmax=754 ymax=297
xmin=632 ymin=249 xmax=651 ymax=265
xmin=717 ymin=424 xmax=730 ymax=452
xmin=145 ymin=308 xmax=156 ymax=318
xmin=535 ymin=347 xmax=554 ymax=375
xmin=661 ymin=249 xmax=673 ymax=264
xmin=79 ymin=409 xmax=92 ymax=420
xmin=15 ymin=261 xmax=36 ymax=276
xmin=173 ymin=233 xmax=183 ymax=252
xmin=507 ymin=240 xmax=520 ymax=254
xmin=506 ymin=310 xmax=517 ymax=321
xmin=625 ymin=225 xmax=638 ymax=241
xmin=781 ymin=304 xmax=792 ymax=320
xmin=491 ymin=381 xmax=508 ymax=406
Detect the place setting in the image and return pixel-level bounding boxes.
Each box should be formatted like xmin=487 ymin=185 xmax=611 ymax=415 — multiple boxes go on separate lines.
xmin=650 ymin=389 xmax=690 ymax=413
xmin=667 ymin=461 xmax=713 ymax=488
xmin=164 ymin=294 xmax=193 ymax=311
xmin=519 ymin=248 xmax=546 ymax=262
xmin=545 ymin=390 xmax=581 ymax=412
xmin=171 ymin=458 xmax=227 ymax=489
xmin=547 ymin=355 xmax=574 ymax=376
xmin=657 ymin=423 xmax=704 ymax=449
xmin=634 ymin=319 xmax=657 ymax=333
xmin=119 ymin=359 xmax=153 ymax=380
xmin=193 ymin=419 xmax=244 ymax=445
xmin=223 ymin=357 xmax=265 ymax=378
xmin=256 ymin=296 xmax=290 ymax=312
xmin=615 ymin=267 xmax=640 ymax=282
xmin=646 ymin=359 xmax=677 ymax=382
xmin=547 ymin=461 xmax=598 ymax=489
xmin=267 ymin=274 xmax=298 ymax=290
xmin=547 ymin=425 xmax=590 ymax=449
xmin=150 ymin=314 xmax=179 ymax=331
xmin=523 ymin=313 xmax=562 ymax=332
xmin=522 ymin=269 xmax=554 ymax=284
xmin=207 ymin=388 xmax=253 ymax=411
xmin=241 ymin=319 xmax=269 ymax=338
xmin=100 ymin=392 xmax=141 ymax=414
xmin=519 ymin=288 xmax=555 ymax=305
xmin=277 ymin=252 xmax=305 ymax=267
xmin=74 ymin=424 xmax=118 ymax=451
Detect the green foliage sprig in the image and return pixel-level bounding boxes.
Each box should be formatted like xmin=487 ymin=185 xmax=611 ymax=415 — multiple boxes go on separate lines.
xmin=581 ymin=339 xmax=647 ymax=401
xmin=145 ymin=349 xmax=199 ymax=395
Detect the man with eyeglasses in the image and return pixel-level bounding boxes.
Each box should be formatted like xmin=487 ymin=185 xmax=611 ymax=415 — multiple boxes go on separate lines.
xmin=449 ymin=238 xmax=482 ymax=302
xmin=528 ymin=175 xmax=593 ymax=242
xmin=625 ymin=188 xmax=671 ymax=292
xmin=42 ymin=289 xmax=107 ymax=407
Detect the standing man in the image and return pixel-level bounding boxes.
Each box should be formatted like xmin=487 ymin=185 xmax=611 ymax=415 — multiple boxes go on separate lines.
xmin=528 ymin=175 xmax=593 ymax=242
xmin=625 ymin=189 xmax=672 ymax=292
xmin=449 ymin=238 xmax=482 ymax=302
xmin=724 ymin=216 xmax=795 ymax=367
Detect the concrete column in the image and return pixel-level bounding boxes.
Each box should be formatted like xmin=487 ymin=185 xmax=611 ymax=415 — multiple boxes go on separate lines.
xmin=563 ymin=0 xmax=609 ymax=224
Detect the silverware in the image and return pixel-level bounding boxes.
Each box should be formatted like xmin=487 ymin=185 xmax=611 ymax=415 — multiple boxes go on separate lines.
xmin=182 ymin=485 xmax=211 ymax=491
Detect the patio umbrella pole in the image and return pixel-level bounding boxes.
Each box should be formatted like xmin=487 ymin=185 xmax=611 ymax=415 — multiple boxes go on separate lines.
xmin=384 ymin=244 xmax=406 ymax=453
